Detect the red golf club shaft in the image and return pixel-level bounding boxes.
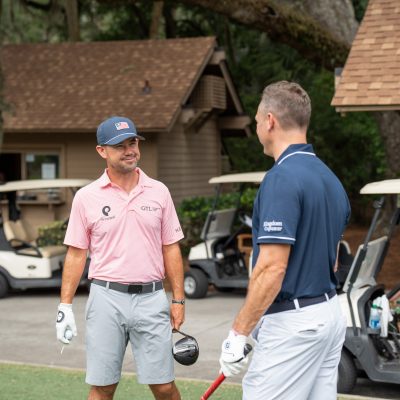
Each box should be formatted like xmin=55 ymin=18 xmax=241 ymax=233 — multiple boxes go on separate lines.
xmin=200 ymin=373 xmax=225 ymax=400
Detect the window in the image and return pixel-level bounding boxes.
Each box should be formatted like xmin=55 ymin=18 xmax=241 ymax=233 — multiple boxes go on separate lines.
xmin=0 ymin=152 xmax=60 ymax=181
xmin=25 ymin=154 xmax=59 ymax=179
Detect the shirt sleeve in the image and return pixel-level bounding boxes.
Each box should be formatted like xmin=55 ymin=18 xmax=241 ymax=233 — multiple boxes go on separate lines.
xmin=161 ymin=187 xmax=184 ymax=245
xmin=64 ymin=191 xmax=90 ymax=249
xmin=256 ymin=172 xmax=300 ymax=245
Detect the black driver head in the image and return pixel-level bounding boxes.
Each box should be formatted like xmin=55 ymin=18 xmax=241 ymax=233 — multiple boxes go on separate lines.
xmin=172 ymin=329 xmax=199 ymax=366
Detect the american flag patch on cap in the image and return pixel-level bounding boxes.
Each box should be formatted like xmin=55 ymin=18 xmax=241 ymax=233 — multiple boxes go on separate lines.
xmin=115 ymin=121 xmax=129 ymax=130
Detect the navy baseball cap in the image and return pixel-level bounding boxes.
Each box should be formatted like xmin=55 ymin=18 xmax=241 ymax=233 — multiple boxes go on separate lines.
xmin=97 ymin=116 xmax=145 ymax=145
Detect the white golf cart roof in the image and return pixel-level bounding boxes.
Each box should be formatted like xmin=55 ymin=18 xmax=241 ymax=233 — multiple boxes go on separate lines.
xmin=0 ymin=179 xmax=91 ymax=192
xmin=360 ymin=179 xmax=400 ymax=195
xmin=209 ymin=172 xmax=266 ymax=185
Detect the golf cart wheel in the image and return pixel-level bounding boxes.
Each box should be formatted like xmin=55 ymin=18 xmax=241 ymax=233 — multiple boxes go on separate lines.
xmin=184 ymin=269 xmax=208 ymax=299
xmin=337 ymin=349 xmax=357 ymax=394
xmin=0 ymin=274 xmax=9 ymax=299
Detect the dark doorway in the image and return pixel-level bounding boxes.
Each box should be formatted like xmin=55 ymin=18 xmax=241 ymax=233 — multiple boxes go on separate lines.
xmin=0 ymin=153 xmax=21 ymax=182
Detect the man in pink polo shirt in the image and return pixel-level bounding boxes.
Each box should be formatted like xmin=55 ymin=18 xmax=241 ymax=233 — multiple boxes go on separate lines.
xmin=55 ymin=116 xmax=185 ymax=400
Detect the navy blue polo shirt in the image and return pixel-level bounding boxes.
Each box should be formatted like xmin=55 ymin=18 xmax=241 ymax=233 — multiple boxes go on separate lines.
xmin=252 ymin=144 xmax=350 ymax=301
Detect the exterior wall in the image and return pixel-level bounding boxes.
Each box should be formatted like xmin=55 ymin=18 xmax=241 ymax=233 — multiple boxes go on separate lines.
xmin=2 ymin=132 xmax=158 ymax=233
xmin=2 ymin=122 xmax=217 ymax=233
xmin=157 ymin=114 xmax=221 ymax=204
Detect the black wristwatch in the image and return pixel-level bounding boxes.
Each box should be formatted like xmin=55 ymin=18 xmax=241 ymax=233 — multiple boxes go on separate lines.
xmin=172 ymin=299 xmax=185 ymax=305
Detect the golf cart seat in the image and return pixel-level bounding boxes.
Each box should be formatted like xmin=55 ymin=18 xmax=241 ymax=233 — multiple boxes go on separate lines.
xmin=336 ymin=240 xmax=354 ymax=291
xmin=14 ymin=245 xmax=67 ymax=258
xmin=3 ymin=219 xmax=67 ymax=258
xmin=3 ymin=220 xmax=35 ymax=244
xmin=200 ymin=208 xmax=237 ymax=241
xmin=342 ymin=236 xmax=388 ymax=293
xmin=237 ymin=233 xmax=252 ymax=269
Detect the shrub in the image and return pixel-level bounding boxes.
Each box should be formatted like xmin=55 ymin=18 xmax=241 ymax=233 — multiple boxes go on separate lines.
xmin=37 ymin=220 xmax=67 ymax=247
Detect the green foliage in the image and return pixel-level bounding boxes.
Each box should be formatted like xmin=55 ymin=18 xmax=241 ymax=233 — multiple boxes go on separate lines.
xmin=177 ymin=187 xmax=257 ymax=255
xmin=306 ymin=71 xmax=386 ymax=218
xmin=1 ymin=1 xmax=67 ymax=43
xmin=352 ymin=0 xmax=370 ymax=22
xmin=37 ymin=220 xmax=67 ymax=247
xmin=80 ymin=1 xmax=154 ymax=41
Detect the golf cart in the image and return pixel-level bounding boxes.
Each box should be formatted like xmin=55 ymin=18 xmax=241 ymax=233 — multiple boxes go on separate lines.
xmin=337 ymin=179 xmax=400 ymax=393
xmin=184 ymin=171 xmax=265 ymax=299
xmin=0 ymin=179 xmax=91 ymax=298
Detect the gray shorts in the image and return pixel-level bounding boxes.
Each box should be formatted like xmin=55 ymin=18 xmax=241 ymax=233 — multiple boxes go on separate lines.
xmin=85 ymin=282 xmax=174 ymax=386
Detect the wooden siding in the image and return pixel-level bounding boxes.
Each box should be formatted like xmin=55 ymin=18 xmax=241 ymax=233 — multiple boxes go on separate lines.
xmin=157 ymin=115 xmax=221 ymax=203
xmin=2 ymin=132 xmax=159 ymax=226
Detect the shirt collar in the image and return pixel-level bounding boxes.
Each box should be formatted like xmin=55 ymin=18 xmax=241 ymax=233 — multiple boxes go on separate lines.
xmin=275 ymin=143 xmax=315 ymax=166
xmin=98 ymin=167 xmax=153 ymax=188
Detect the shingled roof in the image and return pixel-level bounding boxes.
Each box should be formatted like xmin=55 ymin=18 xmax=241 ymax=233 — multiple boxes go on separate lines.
xmin=2 ymin=37 xmax=218 ymax=132
xmin=331 ymin=0 xmax=400 ymax=112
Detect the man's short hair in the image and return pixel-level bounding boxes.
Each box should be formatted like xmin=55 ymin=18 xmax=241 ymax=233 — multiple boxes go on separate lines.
xmin=260 ymin=81 xmax=311 ymax=130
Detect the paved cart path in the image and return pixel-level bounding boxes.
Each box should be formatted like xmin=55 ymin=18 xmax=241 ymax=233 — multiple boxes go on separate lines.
xmin=0 ymin=288 xmax=399 ymax=399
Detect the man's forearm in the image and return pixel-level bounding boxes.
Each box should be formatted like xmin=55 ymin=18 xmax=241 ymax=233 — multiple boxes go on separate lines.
xmin=232 ymin=243 xmax=290 ymax=336
xmin=163 ymin=243 xmax=184 ymax=299
xmin=233 ymin=264 xmax=285 ymax=335
xmin=60 ymin=247 xmax=87 ymax=303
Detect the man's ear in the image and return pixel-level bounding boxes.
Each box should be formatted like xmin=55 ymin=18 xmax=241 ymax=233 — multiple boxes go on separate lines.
xmin=96 ymin=145 xmax=107 ymax=159
xmin=267 ymin=113 xmax=275 ymax=132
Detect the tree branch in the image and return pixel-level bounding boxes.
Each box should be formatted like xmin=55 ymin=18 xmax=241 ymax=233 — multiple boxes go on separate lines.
xmin=176 ymin=0 xmax=358 ymax=69
xmin=21 ymin=0 xmax=53 ymax=12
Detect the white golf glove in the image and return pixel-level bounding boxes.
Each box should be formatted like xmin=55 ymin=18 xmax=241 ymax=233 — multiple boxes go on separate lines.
xmin=56 ymin=303 xmax=77 ymax=344
xmin=219 ymin=330 xmax=249 ymax=377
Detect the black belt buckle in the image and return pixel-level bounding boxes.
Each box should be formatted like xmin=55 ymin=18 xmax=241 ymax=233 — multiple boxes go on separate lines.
xmin=128 ymin=285 xmax=142 ymax=294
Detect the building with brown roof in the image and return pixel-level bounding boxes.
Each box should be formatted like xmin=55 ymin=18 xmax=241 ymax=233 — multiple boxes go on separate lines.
xmin=1 ymin=37 xmax=250 ymax=226
xmin=331 ymin=0 xmax=400 ymax=112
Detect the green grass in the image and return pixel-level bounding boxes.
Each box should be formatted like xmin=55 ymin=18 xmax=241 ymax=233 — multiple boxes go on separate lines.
xmin=0 ymin=363 xmax=242 ymax=400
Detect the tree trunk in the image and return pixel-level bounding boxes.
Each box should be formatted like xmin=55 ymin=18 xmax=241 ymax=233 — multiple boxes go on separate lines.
xmin=177 ymin=0 xmax=358 ymax=69
xmin=369 ymin=111 xmax=400 ymax=233
xmin=150 ymin=1 xmax=164 ymax=39
xmin=64 ymin=0 xmax=80 ymax=42
xmin=374 ymin=111 xmax=400 ymax=179
xmin=164 ymin=3 xmax=177 ymax=38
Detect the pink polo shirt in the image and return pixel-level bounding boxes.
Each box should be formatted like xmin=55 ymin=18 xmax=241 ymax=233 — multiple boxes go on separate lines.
xmin=64 ymin=168 xmax=184 ymax=283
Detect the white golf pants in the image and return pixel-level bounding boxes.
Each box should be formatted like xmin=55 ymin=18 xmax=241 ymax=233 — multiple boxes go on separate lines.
xmin=243 ymin=295 xmax=346 ymax=400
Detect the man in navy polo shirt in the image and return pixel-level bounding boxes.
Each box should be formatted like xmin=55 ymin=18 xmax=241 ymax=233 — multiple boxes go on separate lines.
xmin=219 ymin=81 xmax=350 ymax=400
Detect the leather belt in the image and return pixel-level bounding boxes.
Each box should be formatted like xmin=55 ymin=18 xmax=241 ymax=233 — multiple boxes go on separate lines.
xmin=91 ymin=278 xmax=163 ymax=294
xmin=265 ymin=289 xmax=337 ymax=315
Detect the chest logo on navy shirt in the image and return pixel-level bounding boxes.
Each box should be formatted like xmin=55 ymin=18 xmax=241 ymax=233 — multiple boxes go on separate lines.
xmin=140 ymin=205 xmax=161 ymax=212
xmin=101 ymin=205 xmax=115 ymax=221
xmin=264 ymin=220 xmax=283 ymax=232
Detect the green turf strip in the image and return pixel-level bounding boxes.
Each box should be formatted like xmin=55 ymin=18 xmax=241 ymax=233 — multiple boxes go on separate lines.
xmin=0 ymin=363 xmax=242 ymax=399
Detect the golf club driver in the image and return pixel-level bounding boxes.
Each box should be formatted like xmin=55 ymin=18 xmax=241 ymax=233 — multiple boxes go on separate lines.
xmin=172 ymin=328 xmax=199 ymax=366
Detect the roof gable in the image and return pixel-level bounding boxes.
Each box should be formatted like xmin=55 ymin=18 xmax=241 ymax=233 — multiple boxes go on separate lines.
xmin=2 ymin=37 xmax=217 ymax=132
xmin=331 ymin=0 xmax=400 ymax=111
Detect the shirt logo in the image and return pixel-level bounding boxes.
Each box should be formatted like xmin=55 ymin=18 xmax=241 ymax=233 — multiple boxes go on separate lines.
xmin=140 ymin=205 xmax=160 ymax=212
xmin=101 ymin=205 xmax=115 ymax=221
xmin=115 ymin=121 xmax=129 ymax=130
xmin=56 ymin=311 xmax=64 ymax=323
xmin=102 ymin=206 xmax=111 ymax=216
xmin=264 ymin=220 xmax=283 ymax=232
